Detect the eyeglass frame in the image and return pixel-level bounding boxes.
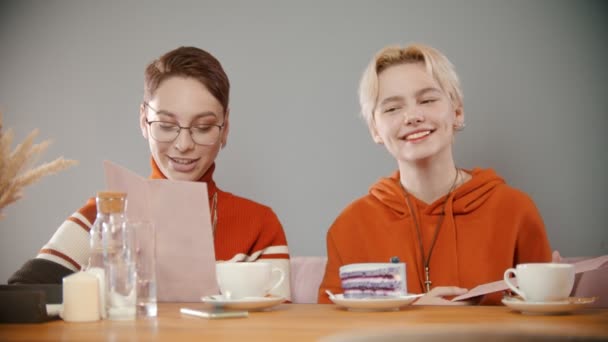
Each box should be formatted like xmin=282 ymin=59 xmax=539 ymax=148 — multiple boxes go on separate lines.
xmin=142 ymin=102 xmax=226 ymax=146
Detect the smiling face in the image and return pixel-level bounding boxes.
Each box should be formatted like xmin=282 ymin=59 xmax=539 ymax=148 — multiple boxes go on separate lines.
xmin=371 ymin=62 xmax=463 ymax=164
xmin=139 ymin=76 xmax=229 ymax=181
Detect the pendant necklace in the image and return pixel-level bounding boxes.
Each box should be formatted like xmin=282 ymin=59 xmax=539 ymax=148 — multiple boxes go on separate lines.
xmin=211 ymin=192 xmax=218 ymax=237
xmin=402 ymin=169 xmax=460 ymax=293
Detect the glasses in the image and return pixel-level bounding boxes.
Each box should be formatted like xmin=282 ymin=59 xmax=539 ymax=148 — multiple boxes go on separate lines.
xmin=143 ymin=103 xmax=224 ymax=146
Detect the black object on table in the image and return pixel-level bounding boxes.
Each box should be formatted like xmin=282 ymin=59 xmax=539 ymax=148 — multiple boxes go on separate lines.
xmin=0 ymin=284 xmax=62 ymax=323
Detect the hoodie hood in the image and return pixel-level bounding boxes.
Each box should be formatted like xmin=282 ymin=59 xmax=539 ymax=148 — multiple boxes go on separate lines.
xmin=370 ymin=168 xmax=505 ymax=216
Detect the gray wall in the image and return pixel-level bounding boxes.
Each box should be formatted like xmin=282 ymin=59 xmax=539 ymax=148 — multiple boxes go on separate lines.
xmin=1 ymin=0 xmax=607 ymax=283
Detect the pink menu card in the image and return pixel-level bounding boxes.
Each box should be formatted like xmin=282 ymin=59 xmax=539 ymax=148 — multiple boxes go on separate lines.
xmin=104 ymin=160 xmax=219 ymax=302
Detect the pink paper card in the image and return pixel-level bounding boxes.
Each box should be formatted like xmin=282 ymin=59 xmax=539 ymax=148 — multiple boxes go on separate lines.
xmin=103 ymin=160 xmax=218 ymax=302
xmin=452 ymin=255 xmax=608 ymax=302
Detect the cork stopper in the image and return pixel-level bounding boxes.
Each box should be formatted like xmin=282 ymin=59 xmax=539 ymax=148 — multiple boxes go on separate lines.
xmin=96 ymin=191 xmax=127 ymax=214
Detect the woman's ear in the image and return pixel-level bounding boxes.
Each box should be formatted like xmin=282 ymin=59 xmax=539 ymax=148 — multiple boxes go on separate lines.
xmin=369 ymin=119 xmax=383 ymax=144
xmin=453 ymin=105 xmax=465 ymax=131
xmin=220 ymin=108 xmax=230 ymax=148
xmin=139 ymin=103 xmax=149 ymax=139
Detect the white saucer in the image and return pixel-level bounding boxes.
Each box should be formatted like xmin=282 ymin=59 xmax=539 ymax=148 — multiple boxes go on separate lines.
xmin=329 ymin=294 xmax=422 ymax=311
xmin=201 ymin=295 xmax=285 ymax=311
xmin=502 ymin=296 xmax=597 ymax=315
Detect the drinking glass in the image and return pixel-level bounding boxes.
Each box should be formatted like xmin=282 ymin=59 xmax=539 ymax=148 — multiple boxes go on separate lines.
xmin=131 ymin=220 xmax=157 ymax=317
xmin=105 ymin=220 xmax=136 ymax=320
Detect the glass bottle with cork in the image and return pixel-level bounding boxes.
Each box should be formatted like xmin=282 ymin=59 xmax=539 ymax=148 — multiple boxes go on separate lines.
xmin=84 ymin=191 xmax=135 ymax=320
xmin=84 ymin=192 xmax=125 ymax=318
xmin=103 ymin=192 xmax=136 ymax=320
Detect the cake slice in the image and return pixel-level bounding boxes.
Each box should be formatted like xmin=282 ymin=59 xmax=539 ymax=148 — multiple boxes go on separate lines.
xmin=339 ymin=264 xmax=406 ymax=299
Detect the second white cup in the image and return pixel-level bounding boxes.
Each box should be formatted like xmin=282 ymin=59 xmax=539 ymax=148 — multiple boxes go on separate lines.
xmin=216 ymin=262 xmax=284 ymax=299
xmin=503 ymin=263 xmax=574 ymax=302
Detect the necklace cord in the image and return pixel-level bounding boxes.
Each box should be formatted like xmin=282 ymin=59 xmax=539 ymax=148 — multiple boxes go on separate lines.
xmin=211 ymin=192 xmax=218 ymax=236
xmin=402 ymin=169 xmax=460 ymax=292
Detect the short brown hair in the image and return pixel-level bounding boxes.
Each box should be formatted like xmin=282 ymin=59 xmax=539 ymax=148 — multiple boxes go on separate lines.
xmin=143 ymin=46 xmax=230 ymax=112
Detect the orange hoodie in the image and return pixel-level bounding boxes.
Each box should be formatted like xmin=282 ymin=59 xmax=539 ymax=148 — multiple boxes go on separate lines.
xmin=318 ymin=168 xmax=551 ymax=305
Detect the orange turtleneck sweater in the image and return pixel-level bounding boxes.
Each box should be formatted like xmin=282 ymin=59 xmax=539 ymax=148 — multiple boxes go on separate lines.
xmin=318 ymin=168 xmax=551 ymax=305
xmin=9 ymin=159 xmax=291 ymax=300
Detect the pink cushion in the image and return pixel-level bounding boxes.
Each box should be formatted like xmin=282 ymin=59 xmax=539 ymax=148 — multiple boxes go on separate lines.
xmin=289 ymin=256 xmax=327 ymax=303
xmin=564 ymin=256 xmax=608 ymax=308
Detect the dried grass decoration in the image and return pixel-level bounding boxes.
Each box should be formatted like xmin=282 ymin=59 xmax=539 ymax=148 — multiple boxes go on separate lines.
xmin=0 ymin=112 xmax=78 ymax=218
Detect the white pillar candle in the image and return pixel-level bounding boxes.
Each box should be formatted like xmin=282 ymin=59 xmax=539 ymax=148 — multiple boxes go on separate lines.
xmin=85 ymin=267 xmax=106 ymax=319
xmin=62 ymin=271 xmax=100 ymax=322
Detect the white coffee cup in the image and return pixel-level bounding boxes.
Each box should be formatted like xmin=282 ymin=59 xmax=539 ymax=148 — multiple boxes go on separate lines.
xmin=339 ymin=263 xmax=407 ymax=298
xmin=216 ymin=262 xmax=285 ymax=299
xmin=61 ymin=271 xmax=101 ymax=322
xmin=503 ymin=263 xmax=574 ymax=302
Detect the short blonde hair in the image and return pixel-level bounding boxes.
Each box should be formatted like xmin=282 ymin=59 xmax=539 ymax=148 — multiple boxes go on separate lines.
xmin=358 ymin=43 xmax=463 ymax=126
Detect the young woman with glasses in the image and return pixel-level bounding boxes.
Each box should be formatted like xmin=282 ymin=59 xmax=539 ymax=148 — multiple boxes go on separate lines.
xmin=9 ymin=47 xmax=291 ymax=301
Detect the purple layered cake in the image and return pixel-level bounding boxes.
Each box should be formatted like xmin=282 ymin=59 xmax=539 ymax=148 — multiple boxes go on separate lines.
xmin=339 ymin=263 xmax=406 ymax=298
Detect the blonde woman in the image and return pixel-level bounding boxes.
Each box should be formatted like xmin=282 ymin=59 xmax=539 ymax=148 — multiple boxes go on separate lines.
xmin=318 ymin=43 xmax=551 ymax=305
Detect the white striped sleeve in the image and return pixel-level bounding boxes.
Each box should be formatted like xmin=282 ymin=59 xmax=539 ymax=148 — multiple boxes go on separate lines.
xmin=223 ymin=245 xmax=290 ymax=263
xmin=36 ymin=218 xmax=91 ymax=271
xmin=258 ymin=245 xmax=289 ymax=257
xmin=71 ymin=212 xmax=93 ymax=230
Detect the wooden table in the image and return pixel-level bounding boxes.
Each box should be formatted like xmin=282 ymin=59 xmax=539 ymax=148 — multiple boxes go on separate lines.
xmin=1 ymin=303 xmax=607 ymax=341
